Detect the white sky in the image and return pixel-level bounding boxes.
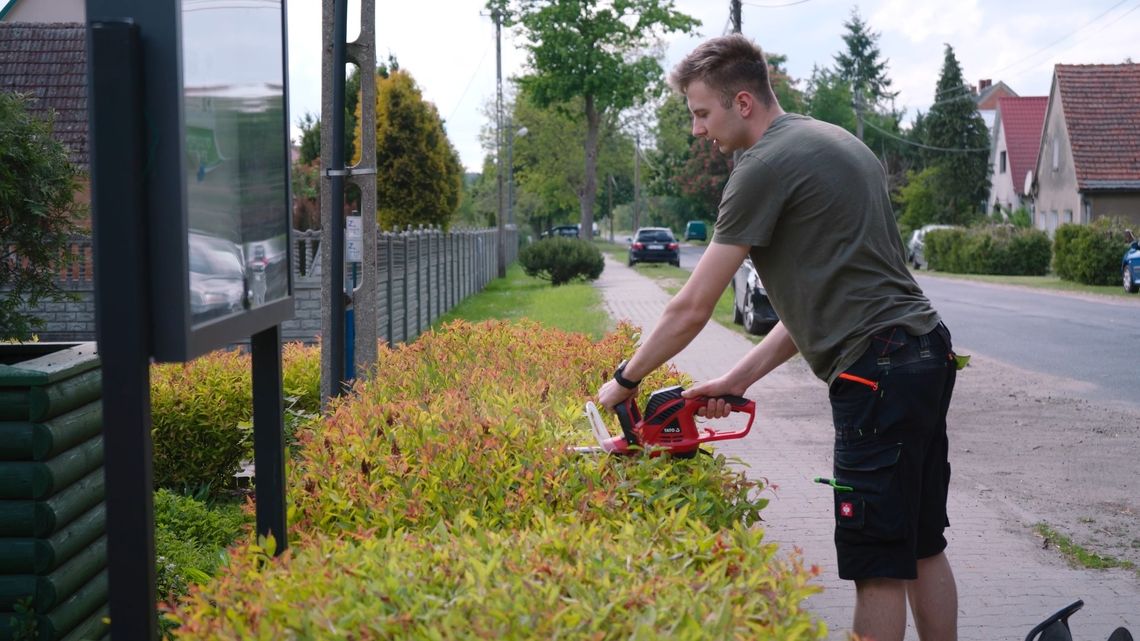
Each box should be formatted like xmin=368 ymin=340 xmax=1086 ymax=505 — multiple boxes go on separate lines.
xmin=285 ymin=0 xmax=1139 ymax=172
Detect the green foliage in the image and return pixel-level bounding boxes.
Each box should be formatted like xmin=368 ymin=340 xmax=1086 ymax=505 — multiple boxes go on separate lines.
xmin=170 ymin=320 xmax=823 ymax=637
xmin=503 ymin=0 xmax=699 ymax=237
xmin=806 ymin=65 xmax=856 ymax=131
xmin=354 ymin=68 xmax=463 ymax=230
xmin=834 ymin=8 xmax=896 ymax=109
xmin=897 ymin=166 xmax=945 ymax=231
xmin=919 ymin=44 xmax=990 ymax=222
xmin=519 ymin=237 xmax=604 ymax=286
xmin=1009 ymin=206 xmax=1033 ymax=228
xmin=925 ymin=226 xmax=1051 ymax=275
xmin=150 ymin=345 xmax=322 ymax=495
xmin=0 ymin=91 xmax=85 ymax=341
xmin=154 ymin=489 xmax=250 ymax=599
xmin=1052 ymin=217 xmax=1133 ymax=285
xmin=173 ymin=517 xmax=823 ymax=639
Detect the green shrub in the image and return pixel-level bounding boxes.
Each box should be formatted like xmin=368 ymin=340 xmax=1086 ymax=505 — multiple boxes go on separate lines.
xmin=519 ymin=237 xmax=604 ymax=286
xmin=171 ymin=320 xmax=822 ymax=637
xmin=1 ymin=91 xmax=85 ymax=341
xmin=150 ymin=344 xmax=321 ymax=495
xmin=926 ymin=226 xmax=1050 ymax=275
xmin=172 ymin=518 xmax=824 ymax=639
xmin=1052 ymin=217 xmax=1132 ymax=285
xmin=154 ymin=489 xmax=249 ymax=599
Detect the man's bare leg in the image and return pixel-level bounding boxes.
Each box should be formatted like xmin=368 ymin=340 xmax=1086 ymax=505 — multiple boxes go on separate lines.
xmin=907 ymin=552 xmax=958 ymax=641
xmin=854 ymin=577 xmax=907 ymax=641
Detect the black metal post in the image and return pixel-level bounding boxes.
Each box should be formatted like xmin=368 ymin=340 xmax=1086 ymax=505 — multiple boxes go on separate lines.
xmin=328 ymin=0 xmax=348 ymax=395
xmin=251 ymin=325 xmax=286 ymax=554
xmin=88 ymin=19 xmax=158 ymax=641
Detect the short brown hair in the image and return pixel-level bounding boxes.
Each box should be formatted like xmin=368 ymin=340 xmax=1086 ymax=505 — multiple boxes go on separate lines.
xmin=668 ymin=34 xmax=775 ymax=108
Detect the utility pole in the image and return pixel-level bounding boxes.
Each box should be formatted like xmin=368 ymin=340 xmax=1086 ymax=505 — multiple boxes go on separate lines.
xmin=493 ymin=8 xmax=506 ymax=278
xmin=633 ymin=131 xmax=641 ymax=233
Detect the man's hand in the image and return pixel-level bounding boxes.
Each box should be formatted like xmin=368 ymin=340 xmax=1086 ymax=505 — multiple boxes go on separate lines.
xmin=596 ymin=377 xmax=637 ymax=411
xmin=682 ymin=376 xmax=747 ymax=419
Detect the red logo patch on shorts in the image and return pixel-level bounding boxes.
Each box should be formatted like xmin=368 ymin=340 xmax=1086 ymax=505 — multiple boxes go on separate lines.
xmin=839 ymin=501 xmax=855 ymax=519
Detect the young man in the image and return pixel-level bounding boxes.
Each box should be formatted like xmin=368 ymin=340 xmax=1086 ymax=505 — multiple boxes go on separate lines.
xmin=596 ymin=34 xmax=959 ymax=641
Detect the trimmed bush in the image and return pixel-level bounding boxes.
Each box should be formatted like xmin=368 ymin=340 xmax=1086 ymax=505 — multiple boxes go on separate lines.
xmin=519 ymin=237 xmax=604 ymax=286
xmin=150 ymin=344 xmax=322 ymax=495
xmin=169 ymin=320 xmax=824 ymax=638
xmin=172 ymin=518 xmax=823 ymax=639
xmin=925 ymin=225 xmax=1051 ymax=275
xmin=1052 ymin=217 xmax=1132 ymax=285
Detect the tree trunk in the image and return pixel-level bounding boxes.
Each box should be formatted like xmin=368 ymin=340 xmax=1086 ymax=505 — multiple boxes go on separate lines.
xmin=579 ymin=94 xmax=599 ymax=240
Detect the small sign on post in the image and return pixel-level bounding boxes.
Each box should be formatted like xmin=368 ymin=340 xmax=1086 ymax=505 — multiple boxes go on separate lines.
xmin=346 ymin=213 xmax=363 ymax=265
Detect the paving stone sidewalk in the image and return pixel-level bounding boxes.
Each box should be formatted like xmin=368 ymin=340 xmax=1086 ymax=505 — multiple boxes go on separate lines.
xmin=593 ymin=255 xmax=1138 ymax=640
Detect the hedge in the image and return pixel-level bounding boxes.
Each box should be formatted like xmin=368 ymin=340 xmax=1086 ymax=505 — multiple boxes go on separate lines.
xmin=150 ymin=341 xmax=321 ymax=494
xmin=925 ymin=225 xmax=1051 ymax=275
xmin=166 ymin=320 xmax=826 ymax=639
xmin=519 ymin=237 xmax=605 ymax=286
xmin=1052 ymin=217 xmax=1133 ymax=285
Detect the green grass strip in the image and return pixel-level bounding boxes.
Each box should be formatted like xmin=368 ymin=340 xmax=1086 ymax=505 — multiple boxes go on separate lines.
xmin=1034 ymin=522 xmax=1137 ymax=573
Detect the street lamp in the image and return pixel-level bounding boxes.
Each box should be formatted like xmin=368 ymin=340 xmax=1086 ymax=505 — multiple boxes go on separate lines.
xmin=507 ymin=125 xmax=527 ymax=226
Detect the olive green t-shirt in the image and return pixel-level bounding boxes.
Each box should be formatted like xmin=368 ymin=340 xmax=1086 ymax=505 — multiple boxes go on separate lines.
xmin=713 ymin=114 xmax=939 ymax=383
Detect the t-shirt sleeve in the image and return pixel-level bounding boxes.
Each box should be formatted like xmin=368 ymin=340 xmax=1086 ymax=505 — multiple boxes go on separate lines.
xmin=713 ymin=154 xmax=785 ymax=248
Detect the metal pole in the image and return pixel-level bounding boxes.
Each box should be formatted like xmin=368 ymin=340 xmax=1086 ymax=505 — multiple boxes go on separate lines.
xmin=88 ymin=20 xmax=157 ymax=640
xmin=251 ymin=326 xmax=286 ymax=554
xmin=494 ymin=10 xmax=506 ymax=278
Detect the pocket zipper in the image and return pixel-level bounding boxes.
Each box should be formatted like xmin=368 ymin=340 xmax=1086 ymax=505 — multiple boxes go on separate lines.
xmin=838 ymin=372 xmax=879 ymax=391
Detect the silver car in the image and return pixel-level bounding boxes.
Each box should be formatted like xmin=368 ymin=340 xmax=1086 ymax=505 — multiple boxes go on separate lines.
xmin=730 ymin=258 xmax=779 ymax=335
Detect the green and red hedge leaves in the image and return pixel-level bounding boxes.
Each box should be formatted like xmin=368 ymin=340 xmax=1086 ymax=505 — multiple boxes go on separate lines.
xmin=171 ymin=516 xmax=824 ymax=640
xmin=288 ymin=320 xmax=766 ymax=537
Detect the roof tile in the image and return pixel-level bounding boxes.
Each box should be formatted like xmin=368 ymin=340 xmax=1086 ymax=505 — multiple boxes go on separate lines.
xmin=996 ymin=96 xmax=1047 ymax=194
xmin=1055 ymin=64 xmax=1140 ymax=188
xmin=0 ymin=22 xmax=88 ymax=168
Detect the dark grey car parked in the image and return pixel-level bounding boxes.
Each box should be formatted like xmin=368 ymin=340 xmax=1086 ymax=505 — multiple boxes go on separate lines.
xmin=730 ymin=257 xmax=779 ymax=335
xmin=628 ymin=227 xmax=680 ymax=267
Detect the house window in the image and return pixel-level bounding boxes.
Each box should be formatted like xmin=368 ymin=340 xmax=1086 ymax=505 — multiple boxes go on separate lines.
xmin=1052 ymin=136 xmax=1059 ymax=171
xmin=1000 ymin=151 xmax=1007 ymax=174
xmin=1063 ymin=210 xmax=1072 ymax=224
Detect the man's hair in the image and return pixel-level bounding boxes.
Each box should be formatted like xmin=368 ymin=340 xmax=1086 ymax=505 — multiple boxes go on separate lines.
xmin=668 ymin=34 xmax=774 ymax=108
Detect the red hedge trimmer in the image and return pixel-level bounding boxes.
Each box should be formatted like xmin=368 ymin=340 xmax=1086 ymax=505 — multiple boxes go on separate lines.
xmin=577 ymin=385 xmax=755 ymax=458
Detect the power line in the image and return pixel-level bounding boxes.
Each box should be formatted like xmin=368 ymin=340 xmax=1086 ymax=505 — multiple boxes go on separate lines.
xmin=990 ymin=0 xmax=1135 ymax=77
xmin=861 ymin=119 xmax=990 ymax=153
xmin=741 ymin=0 xmax=814 ymax=7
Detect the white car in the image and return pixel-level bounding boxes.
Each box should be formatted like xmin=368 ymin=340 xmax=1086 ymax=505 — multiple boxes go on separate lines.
xmin=907 ymin=224 xmax=957 ymax=270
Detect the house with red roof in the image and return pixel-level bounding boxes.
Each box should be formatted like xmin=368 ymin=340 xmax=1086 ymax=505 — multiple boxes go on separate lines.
xmin=987 ymin=96 xmax=1047 ymax=216
xmin=1031 ymin=63 xmax=1140 ymax=233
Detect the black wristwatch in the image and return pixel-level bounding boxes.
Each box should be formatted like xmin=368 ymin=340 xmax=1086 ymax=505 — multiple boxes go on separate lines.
xmin=613 ymin=360 xmax=642 ymax=390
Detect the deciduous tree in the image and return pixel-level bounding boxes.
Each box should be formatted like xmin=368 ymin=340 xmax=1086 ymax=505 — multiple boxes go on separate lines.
xmin=492 ymin=0 xmax=698 ymax=239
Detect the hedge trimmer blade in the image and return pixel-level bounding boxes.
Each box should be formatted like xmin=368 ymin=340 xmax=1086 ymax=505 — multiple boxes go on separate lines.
xmin=572 ymin=401 xmax=624 ymax=454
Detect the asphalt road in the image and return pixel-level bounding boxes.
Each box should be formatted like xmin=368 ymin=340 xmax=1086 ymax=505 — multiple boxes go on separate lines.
xmin=679 ymin=243 xmax=1140 ymax=409
xmin=913 ymin=273 xmax=1140 ymax=409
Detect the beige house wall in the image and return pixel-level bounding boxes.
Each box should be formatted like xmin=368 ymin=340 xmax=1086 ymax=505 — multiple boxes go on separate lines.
xmin=1034 ymin=82 xmax=1081 ymax=234
xmin=2 ymin=0 xmax=84 ymax=22
xmin=987 ymin=116 xmax=1021 ymax=214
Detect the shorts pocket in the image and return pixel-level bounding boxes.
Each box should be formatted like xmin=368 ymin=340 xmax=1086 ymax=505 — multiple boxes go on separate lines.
xmin=830 ymin=374 xmax=880 ymax=440
xmin=834 ymin=440 xmax=904 ymax=543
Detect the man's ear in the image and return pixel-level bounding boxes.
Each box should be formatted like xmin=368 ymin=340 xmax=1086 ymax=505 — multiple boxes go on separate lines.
xmin=735 ymin=91 xmax=755 ymax=118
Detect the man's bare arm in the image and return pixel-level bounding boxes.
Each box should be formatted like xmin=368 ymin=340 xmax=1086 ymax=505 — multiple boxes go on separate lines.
xmin=597 ymin=242 xmax=750 ymax=408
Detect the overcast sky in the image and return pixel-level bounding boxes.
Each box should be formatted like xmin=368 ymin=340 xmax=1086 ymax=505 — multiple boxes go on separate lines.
xmin=285 ymin=0 xmax=1139 ymax=172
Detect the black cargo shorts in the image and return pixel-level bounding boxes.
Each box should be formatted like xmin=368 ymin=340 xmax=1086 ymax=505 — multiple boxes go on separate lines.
xmin=828 ymin=323 xmax=957 ymax=581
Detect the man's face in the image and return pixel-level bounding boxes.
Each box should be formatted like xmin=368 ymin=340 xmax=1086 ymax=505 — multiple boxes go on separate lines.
xmin=685 ymin=80 xmax=743 ymax=154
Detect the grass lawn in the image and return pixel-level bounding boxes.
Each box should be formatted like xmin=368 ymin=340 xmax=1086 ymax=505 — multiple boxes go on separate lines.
xmin=433 ymin=263 xmax=610 ymax=340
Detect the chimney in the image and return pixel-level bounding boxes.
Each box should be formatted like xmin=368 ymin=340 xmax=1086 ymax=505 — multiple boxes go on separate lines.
xmin=979 ymin=79 xmax=992 ymax=91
